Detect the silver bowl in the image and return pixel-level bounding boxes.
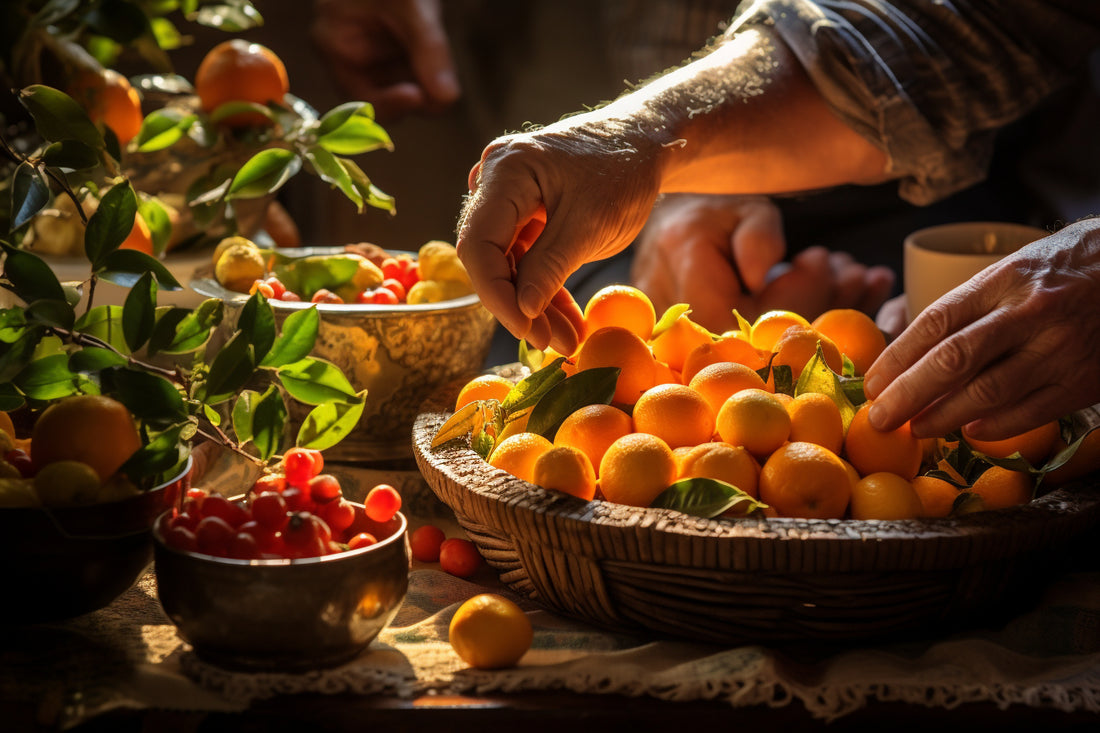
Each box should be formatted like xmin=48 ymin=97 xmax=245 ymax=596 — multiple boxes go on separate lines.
xmin=191 ymin=247 xmax=497 ymax=462
xmin=152 ymin=505 xmax=409 ymax=671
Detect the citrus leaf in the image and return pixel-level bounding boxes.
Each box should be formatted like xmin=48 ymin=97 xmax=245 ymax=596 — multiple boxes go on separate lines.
xmin=14 ymin=352 xmax=83 ymax=400
xmin=209 ymin=100 xmax=275 ymax=126
xmin=69 ymin=346 xmax=128 ymax=372
xmin=472 ymin=429 xmax=494 ymax=460
xmin=122 ymin=271 xmax=157 ymax=352
xmin=0 ymin=325 xmax=43 ymax=382
xmin=316 ymin=101 xmax=374 ymax=135
xmin=138 ymin=196 xmax=172 ymax=255
xmin=204 ymin=332 xmax=255 ymax=404
xmin=237 ymin=291 xmax=276 ymax=364
xmin=0 ymin=308 xmax=28 ymax=343
xmin=260 ymin=305 xmax=319 ymax=367
xmin=231 ymin=389 xmax=262 ymax=444
xmin=10 ymin=161 xmax=51 ymax=231
xmin=278 ymin=357 xmax=360 ymax=405
xmin=135 ymin=109 xmax=197 ymax=152
xmin=74 ymin=304 xmax=128 ymax=352
xmin=85 ymin=181 xmax=137 ymax=267
xmin=233 ymin=385 xmax=285 ymax=461
xmin=120 ymin=424 xmax=187 ymax=487
xmin=526 ymin=367 xmax=619 ymax=439
xmin=18 ymin=85 xmax=103 ymax=148
xmin=41 ymin=139 xmax=100 ymax=170
xmin=500 ymin=357 xmax=567 ymax=413
xmin=153 ymin=299 xmax=221 ymax=354
xmin=109 ymin=367 xmax=187 ymax=422
xmin=317 ymin=105 xmax=393 ymax=155
xmin=431 ymin=401 xmax=484 ymax=449
xmin=1 ymin=242 xmax=66 ymax=303
xmin=340 ymin=158 xmax=396 ymax=215
xmin=24 ymin=299 xmax=74 ymax=331
xmin=296 ymin=397 xmax=365 ymax=452
xmin=652 ymin=303 xmax=692 ymax=340
xmin=794 ymin=346 xmax=859 ymax=431
xmin=227 ymin=148 xmax=301 ymax=199
xmin=0 ymin=382 xmax=25 ymax=412
xmin=97 ymin=248 xmax=182 ymax=289
xmin=652 ymin=477 xmax=769 ymax=518
xmin=303 ymin=146 xmax=363 ymax=211
xmin=193 ymin=3 xmax=264 ymax=32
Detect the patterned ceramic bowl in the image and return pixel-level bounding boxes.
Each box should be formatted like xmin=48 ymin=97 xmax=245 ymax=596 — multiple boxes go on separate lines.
xmin=191 ymin=247 xmax=497 ymax=463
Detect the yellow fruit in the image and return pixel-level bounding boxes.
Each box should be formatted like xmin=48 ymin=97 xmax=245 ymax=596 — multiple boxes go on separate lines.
xmin=0 ymin=478 xmax=39 ymax=508
xmin=843 ymin=401 xmax=923 ymax=480
xmin=632 ymin=383 xmax=715 ymax=449
xmin=406 ymin=279 xmax=473 ymax=303
xmin=532 ymin=445 xmax=597 ymax=500
xmin=455 ymin=374 xmax=514 ymax=411
xmin=30 ymin=395 xmax=142 ymax=483
xmin=759 ymin=441 xmax=850 ymax=519
xmin=675 ymin=441 xmax=760 ymax=498
xmin=488 ymin=432 xmax=553 ymax=484
xmin=575 ymin=326 xmax=656 ymax=406
xmin=599 ymin=432 xmax=677 ymax=507
xmin=849 ymin=472 xmax=923 ymax=520
xmin=215 ymin=242 xmax=267 ymax=292
xmin=583 ymin=284 xmax=656 ymax=340
xmin=351 ymin=257 xmax=385 ymax=291
xmin=211 ymin=235 xmax=257 ymax=267
xmin=716 ymin=388 xmax=791 ymax=459
xmin=554 ymin=403 xmax=633 ymax=474
xmin=33 ymin=460 xmax=102 ymax=507
xmin=449 ymin=593 xmax=533 ymax=670
xmin=786 ymin=392 xmax=844 ymax=455
xmin=417 ymin=241 xmax=471 ymax=285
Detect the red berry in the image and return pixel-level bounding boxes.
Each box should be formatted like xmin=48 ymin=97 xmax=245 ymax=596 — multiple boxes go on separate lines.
xmin=380 ymin=258 xmax=402 ymax=281
xmin=251 ymin=491 xmax=289 ymax=531
xmin=362 ymin=287 xmax=398 ymax=305
xmin=251 ymin=280 xmax=275 ymax=299
xmin=281 ymin=486 xmax=315 ymax=513
xmin=309 ymin=473 xmax=342 ymax=504
xmin=282 ymin=512 xmax=332 ymax=558
xmin=264 ymin=276 xmax=287 ymax=300
xmin=195 ymin=516 xmax=235 ymax=556
xmin=347 ymin=532 xmax=378 ymax=550
xmin=439 ymin=538 xmax=482 ymax=578
xmin=281 ymin=291 xmax=301 ymax=302
xmin=169 ymin=511 xmax=200 ymax=533
xmin=409 ymin=524 xmax=446 ymax=563
xmin=228 ymin=531 xmax=262 ymax=559
xmin=311 ymin=288 xmax=343 ymax=304
xmin=364 ymin=483 xmax=402 ymax=523
xmin=283 ymin=447 xmax=322 ymax=487
xmin=238 ymin=520 xmax=280 ymax=554
xmin=380 ymin=278 xmax=406 ymax=302
xmin=252 ymin=473 xmax=286 ymax=495
xmin=163 ymin=525 xmax=198 ymax=552
xmin=316 ymin=498 xmax=355 ymax=537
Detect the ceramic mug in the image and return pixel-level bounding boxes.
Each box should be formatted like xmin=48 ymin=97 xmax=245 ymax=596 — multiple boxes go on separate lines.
xmin=903 ymin=221 xmax=1050 ymax=322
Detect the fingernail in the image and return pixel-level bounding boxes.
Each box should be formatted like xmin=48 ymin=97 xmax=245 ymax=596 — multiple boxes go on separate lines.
xmin=519 ymin=284 xmax=543 ymax=320
xmin=868 ymin=401 xmax=888 ymax=430
xmin=863 ymin=374 xmax=882 ymax=398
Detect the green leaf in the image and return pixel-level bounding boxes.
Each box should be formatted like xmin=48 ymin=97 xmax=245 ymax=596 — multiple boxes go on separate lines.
xmin=42 ymin=140 xmax=101 ymax=170
xmin=260 ymin=305 xmax=319 ymax=367
xmin=69 ymin=346 xmax=128 ymax=372
xmin=652 ymin=477 xmax=769 ymax=518
xmin=277 ymin=357 xmax=360 ymax=405
xmin=296 ymin=398 xmax=365 ymax=452
xmin=0 ymin=325 xmax=43 ymax=382
xmin=97 ymin=248 xmax=182 ymax=289
xmin=74 ymin=304 xmax=128 ymax=352
xmin=652 ymin=304 xmax=692 ymax=340
xmin=0 ymin=382 xmax=25 ymax=412
xmin=500 ymin=357 xmax=568 ymax=414
xmin=527 ymin=367 xmax=619 ymax=439
xmin=204 ymin=332 xmax=255 ymax=403
xmin=18 ymin=85 xmax=103 ymax=148
xmin=110 ymin=368 xmax=188 ymax=422
xmin=154 ymin=298 xmax=222 ymax=354
xmin=24 ymin=298 xmax=75 ymax=331
xmin=2 ymin=243 xmax=66 ymax=303
xmin=517 ymin=340 xmax=544 ymax=372
xmin=138 ymin=196 xmax=172 ymax=255
xmin=340 ymin=158 xmax=396 ymax=215
xmin=14 ymin=352 xmax=83 ymax=400
xmin=226 ymin=148 xmax=301 ymax=200
xmin=794 ymin=346 xmax=859 ymax=432
xmin=10 ymin=162 xmax=51 ymax=231
xmin=235 ymin=385 xmax=287 ymax=461
xmin=231 ymin=389 xmax=262 ymax=444
xmin=122 ymin=271 xmax=157 ymax=352
xmin=193 ymin=3 xmax=264 ymax=32
xmin=84 ymin=0 xmax=150 ymax=43
xmin=303 ymin=146 xmax=362 ymax=211
xmin=135 ymin=109 xmax=197 ymax=152
xmin=317 ymin=109 xmax=393 ymax=155
xmin=237 ymin=291 xmax=276 ymax=364
xmin=85 ymin=182 xmax=137 ymax=267
xmin=209 ymin=100 xmax=276 ymax=126
xmin=120 ymin=424 xmax=187 ymax=487
xmin=0 ymin=308 xmax=28 ymax=343
xmin=316 ymin=101 xmax=374 ymax=136
xmin=203 ymin=403 xmax=221 ymax=428
xmin=431 ymin=401 xmax=485 ymax=449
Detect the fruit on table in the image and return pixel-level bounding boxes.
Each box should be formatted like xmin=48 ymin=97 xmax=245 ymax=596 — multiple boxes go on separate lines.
xmin=31 ymin=395 xmax=141 ymax=483
xmin=195 ymin=39 xmax=289 ymax=128
xmin=440 ymin=286 xmax=1097 ymax=520
xmin=215 ymin=240 xmax=268 ymax=293
xmin=449 ymin=593 xmax=533 ymax=669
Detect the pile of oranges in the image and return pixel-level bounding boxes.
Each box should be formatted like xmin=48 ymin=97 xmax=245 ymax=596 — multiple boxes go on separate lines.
xmin=448 ymin=285 xmax=1099 ymax=521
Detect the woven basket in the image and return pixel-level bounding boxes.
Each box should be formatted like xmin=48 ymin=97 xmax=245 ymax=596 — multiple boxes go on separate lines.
xmin=413 ymin=390 xmax=1100 ymax=645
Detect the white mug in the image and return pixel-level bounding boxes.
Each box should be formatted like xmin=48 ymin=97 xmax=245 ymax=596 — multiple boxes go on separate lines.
xmin=903 ymin=221 xmax=1050 ymax=322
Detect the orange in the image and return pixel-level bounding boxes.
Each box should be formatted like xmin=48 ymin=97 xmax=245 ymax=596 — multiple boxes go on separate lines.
xmin=811 ymin=308 xmax=887 ymax=376
xmin=969 ymin=465 xmax=1034 ymax=511
xmin=120 ymin=213 xmax=154 ymax=255
xmin=649 ymin=314 xmax=711 ymax=374
xmin=583 ymin=284 xmax=655 ymax=340
xmin=598 ymin=432 xmax=677 ymax=507
xmin=843 ymin=401 xmax=923 ymax=480
xmin=652 ymin=359 xmax=680 ymax=386
xmin=786 ymin=391 xmax=844 ymax=455
xmin=69 ymin=69 xmax=143 ymax=145
xmin=771 ymin=325 xmax=844 ymax=379
xmin=575 ymin=326 xmax=656 ymax=406
xmin=912 ymin=474 xmax=961 ymax=518
xmin=964 ymin=421 xmax=1061 ymax=467
xmin=715 ymin=388 xmax=791 ymax=459
xmin=487 ymin=432 xmax=553 ymax=484
xmin=30 ymin=394 xmax=142 ymax=482
xmin=532 ymin=445 xmax=597 ymax=500
xmin=680 ymin=335 xmax=768 ymax=384
xmin=449 ymin=593 xmax=533 ymax=669
xmin=688 ymin=361 xmax=769 ymax=416
xmin=749 ymin=310 xmax=811 ymax=351
xmin=675 ymin=441 xmax=760 ymax=498
xmin=632 ymin=383 xmax=715 ymax=449
xmin=759 ymin=441 xmax=850 ymax=519
xmin=455 ymin=373 xmax=514 ymax=411
xmin=1045 ymin=429 xmax=1100 ymax=487
xmin=195 ymin=39 xmax=290 ymax=127
xmin=849 ymin=472 xmax=923 ymax=520
xmin=554 ymin=403 xmax=632 ymax=472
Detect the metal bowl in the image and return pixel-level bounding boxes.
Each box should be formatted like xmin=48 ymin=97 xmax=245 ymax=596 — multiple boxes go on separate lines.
xmin=152 ymin=506 xmax=409 ymax=672
xmin=0 ymin=462 xmax=190 ymax=624
xmin=191 ymin=247 xmax=497 ymax=463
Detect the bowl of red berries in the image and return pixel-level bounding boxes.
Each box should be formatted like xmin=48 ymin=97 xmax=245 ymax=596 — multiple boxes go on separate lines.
xmin=190 ymin=240 xmax=497 ymax=463
xmin=152 ymin=448 xmax=410 ymax=671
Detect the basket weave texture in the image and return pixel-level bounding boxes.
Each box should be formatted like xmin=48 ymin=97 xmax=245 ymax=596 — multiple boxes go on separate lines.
xmin=414 ymin=390 xmax=1100 ymax=645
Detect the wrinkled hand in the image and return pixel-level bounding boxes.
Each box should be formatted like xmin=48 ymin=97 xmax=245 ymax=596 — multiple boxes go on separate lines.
xmin=311 ymin=0 xmax=460 ymax=121
xmin=864 ymin=218 xmax=1100 ymax=441
xmin=457 ymin=117 xmax=666 ymax=355
xmin=631 ymin=194 xmax=895 ymax=332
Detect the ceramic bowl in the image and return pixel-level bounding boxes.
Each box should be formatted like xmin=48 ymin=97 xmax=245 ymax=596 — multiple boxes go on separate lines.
xmin=0 ymin=461 xmax=190 ymax=624
xmin=191 ymin=247 xmax=497 ymax=462
xmin=152 ymin=506 xmax=409 ymax=671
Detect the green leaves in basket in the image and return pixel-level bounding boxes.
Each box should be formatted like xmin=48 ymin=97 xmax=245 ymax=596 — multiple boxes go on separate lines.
xmin=271 ymin=253 xmax=363 ymax=300
xmin=794 ymin=346 xmax=861 ymax=431
xmin=525 ymin=366 xmax=618 ymax=440
xmin=652 ymin=477 xmax=769 ymax=519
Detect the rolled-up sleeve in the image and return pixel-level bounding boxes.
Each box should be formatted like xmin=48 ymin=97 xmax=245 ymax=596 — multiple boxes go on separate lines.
xmin=729 ymin=0 xmax=1100 ymax=204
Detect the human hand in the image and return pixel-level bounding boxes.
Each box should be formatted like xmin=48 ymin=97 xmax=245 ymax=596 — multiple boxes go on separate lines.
xmin=631 ymin=194 xmax=895 ymax=332
xmin=864 ymin=218 xmax=1100 ymax=441
xmin=310 ymin=0 xmax=460 ymax=122
xmin=457 ymin=116 xmax=666 ymax=355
